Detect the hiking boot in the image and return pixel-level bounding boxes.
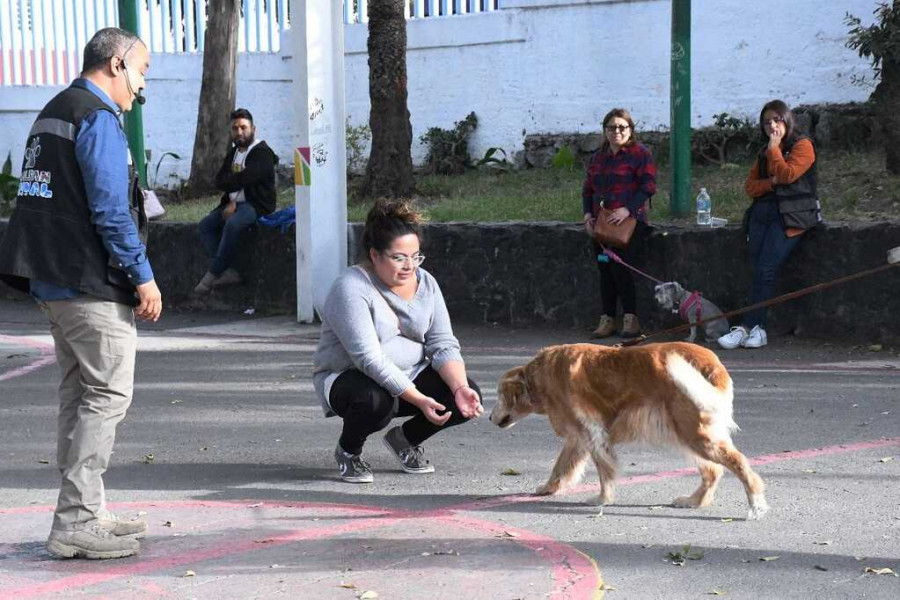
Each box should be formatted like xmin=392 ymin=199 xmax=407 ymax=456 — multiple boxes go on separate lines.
xmin=718 ymin=326 xmax=748 ymax=350
xmin=591 ymin=315 xmax=617 ymax=338
xmin=334 ymin=445 xmax=373 ymax=483
xmin=382 ymin=426 xmax=435 ymax=474
xmin=98 ymin=513 xmax=148 ymax=539
xmin=193 ymin=271 xmax=217 ymax=295
xmin=620 ymin=313 xmax=641 ymax=339
xmin=212 ymin=268 xmax=242 ymax=288
xmin=742 ymin=325 xmax=768 ymax=349
xmin=47 ymin=521 xmax=140 ymax=560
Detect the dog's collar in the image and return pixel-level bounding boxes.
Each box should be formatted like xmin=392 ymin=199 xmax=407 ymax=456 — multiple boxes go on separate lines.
xmin=678 ymin=291 xmax=703 ymax=322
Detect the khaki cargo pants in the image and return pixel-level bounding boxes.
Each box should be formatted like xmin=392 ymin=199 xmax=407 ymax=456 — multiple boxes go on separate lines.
xmin=42 ymin=296 xmax=136 ymax=532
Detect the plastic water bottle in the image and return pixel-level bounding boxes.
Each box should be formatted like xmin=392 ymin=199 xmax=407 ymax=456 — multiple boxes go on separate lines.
xmin=696 ymin=188 xmax=711 ymax=226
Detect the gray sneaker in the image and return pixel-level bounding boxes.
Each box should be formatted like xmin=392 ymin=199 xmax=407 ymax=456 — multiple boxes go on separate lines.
xmin=98 ymin=512 xmax=148 ymax=539
xmin=193 ymin=271 xmax=217 ymax=295
xmin=47 ymin=520 xmax=140 ymax=559
xmin=334 ymin=445 xmax=373 ymax=483
xmin=212 ymin=268 xmax=242 ymax=288
xmin=382 ymin=426 xmax=435 ymax=474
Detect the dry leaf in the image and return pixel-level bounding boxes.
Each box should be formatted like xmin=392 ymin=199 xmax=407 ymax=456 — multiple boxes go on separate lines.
xmin=813 ymin=540 xmax=832 ymax=546
xmin=498 ymin=530 xmax=520 ymax=538
xmin=254 ymin=539 xmax=275 ymax=544
xmin=37 ymin=459 xmax=50 ymax=464
xmin=720 ymin=518 xmax=733 ymax=523
xmin=708 ymin=590 xmax=727 ymax=596
xmin=170 ymin=399 xmax=183 ymax=404
xmin=142 ymin=453 xmax=155 ymax=464
xmin=501 ymin=468 xmax=521 ymax=476
xmin=878 ymin=457 xmax=894 ymax=463
xmin=163 ymin=520 xmax=174 ymax=527
xmin=248 ymin=502 xmax=264 ymax=508
xmin=359 ymin=592 xmax=379 ymax=600
xmin=802 ymin=469 xmax=817 ymax=474
xmin=864 ymin=567 xmax=897 ymax=576
xmin=600 ymin=583 xmax=617 ymax=591
xmin=182 ymin=570 xmax=195 ymax=578
xmin=759 ymin=556 xmax=780 ymax=562
xmin=814 ymin=565 xmax=829 ymax=572
xmin=339 ymin=582 xmax=357 ymax=589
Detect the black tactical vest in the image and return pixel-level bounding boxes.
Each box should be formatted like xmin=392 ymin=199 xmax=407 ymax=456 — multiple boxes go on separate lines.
xmin=0 ymin=84 xmax=147 ymax=306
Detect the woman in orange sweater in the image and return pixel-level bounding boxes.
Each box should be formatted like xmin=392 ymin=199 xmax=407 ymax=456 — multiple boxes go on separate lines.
xmin=718 ymin=100 xmax=821 ymax=350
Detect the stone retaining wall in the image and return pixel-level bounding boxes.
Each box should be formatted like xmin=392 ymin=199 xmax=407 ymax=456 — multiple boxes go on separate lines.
xmin=2 ymin=220 xmax=898 ymax=345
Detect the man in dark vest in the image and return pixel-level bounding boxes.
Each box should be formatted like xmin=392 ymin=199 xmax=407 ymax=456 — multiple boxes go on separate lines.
xmin=0 ymin=28 xmax=161 ymax=559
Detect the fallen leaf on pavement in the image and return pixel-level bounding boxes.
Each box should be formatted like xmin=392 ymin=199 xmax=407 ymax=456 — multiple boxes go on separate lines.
xmin=600 ymin=583 xmax=617 ymax=591
xmin=338 ymin=582 xmax=357 ymax=589
xmin=814 ymin=565 xmax=829 ymax=572
xmin=497 ymin=530 xmax=520 ymax=538
xmin=254 ymin=539 xmax=275 ymax=544
xmin=501 ymin=468 xmax=521 ymax=476
xmin=864 ymin=567 xmax=897 ymax=576
xmin=720 ymin=518 xmax=733 ymax=523
xmin=759 ymin=556 xmax=780 ymax=562
xmin=182 ymin=570 xmax=195 ymax=578
xmin=878 ymin=457 xmax=894 ymax=463
xmin=707 ymin=590 xmax=726 ymax=596
xmin=37 ymin=459 xmax=50 ymax=464
xmin=163 ymin=520 xmax=174 ymax=527
xmin=141 ymin=453 xmax=155 ymax=464
xmin=359 ymin=592 xmax=379 ymax=599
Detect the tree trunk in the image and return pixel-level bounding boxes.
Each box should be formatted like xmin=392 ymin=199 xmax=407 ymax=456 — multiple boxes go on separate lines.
xmin=360 ymin=0 xmax=415 ymax=199
xmin=874 ymin=57 xmax=900 ymax=174
xmin=186 ymin=0 xmax=240 ymax=197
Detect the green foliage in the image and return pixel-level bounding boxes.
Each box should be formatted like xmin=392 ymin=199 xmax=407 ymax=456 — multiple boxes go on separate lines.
xmin=551 ymin=146 xmax=578 ymax=171
xmin=0 ymin=152 xmax=20 ymax=217
xmin=691 ymin=112 xmax=759 ymax=166
xmin=346 ymin=115 xmax=372 ymax=176
xmin=419 ymin=112 xmax=478 ymax=176
xmin=476 ymin=147 xmax=512 ymax=173
xmin=145 ymin=150 xmax=181 ymax=189
xmin=846 ymin=2 xmax=900 ymax=85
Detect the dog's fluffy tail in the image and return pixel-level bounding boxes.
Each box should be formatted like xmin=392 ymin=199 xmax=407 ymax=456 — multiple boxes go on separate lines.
xmin=665 ymin=350 xmax=737 ymax=436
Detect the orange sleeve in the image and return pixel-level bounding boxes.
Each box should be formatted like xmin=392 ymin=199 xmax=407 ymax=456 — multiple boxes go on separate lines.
xmin=766 ymin=138 xmax=815 ymax=184
xmin=744 ymin=157 xmax=775 ymax=198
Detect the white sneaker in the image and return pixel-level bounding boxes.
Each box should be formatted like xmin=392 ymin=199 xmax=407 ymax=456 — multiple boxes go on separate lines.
xmin=718 ymin=326 xmax=748 ymax=350
xmin=742 ymin=325 xmax=768 ymax=349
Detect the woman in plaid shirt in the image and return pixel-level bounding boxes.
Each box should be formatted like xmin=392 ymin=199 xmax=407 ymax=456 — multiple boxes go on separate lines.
xmin=581 ymin=108 xmax=657 ymax=339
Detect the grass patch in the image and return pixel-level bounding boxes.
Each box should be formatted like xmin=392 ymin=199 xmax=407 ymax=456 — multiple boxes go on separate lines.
xmin=159 ymin=149 xmax=900 ymax=224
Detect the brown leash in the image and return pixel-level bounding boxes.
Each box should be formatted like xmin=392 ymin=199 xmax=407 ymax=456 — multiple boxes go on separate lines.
xmin=621 ymin=261 xmax=900 ymax=347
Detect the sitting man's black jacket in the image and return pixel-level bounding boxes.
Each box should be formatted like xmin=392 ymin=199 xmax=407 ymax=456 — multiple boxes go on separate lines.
xmin=214 ymin=141 xmax=278 ymax=216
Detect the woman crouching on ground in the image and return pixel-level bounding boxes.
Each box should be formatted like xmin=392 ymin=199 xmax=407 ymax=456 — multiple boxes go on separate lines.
xmin=313 ymin=199 xmax=483 ymax=483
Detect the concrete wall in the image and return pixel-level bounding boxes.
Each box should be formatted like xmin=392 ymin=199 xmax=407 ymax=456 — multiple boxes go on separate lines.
xmin=5 ymin=219 xmax=897 ymax=345
xmin=0 ymin=0 xmax=880 ymax=183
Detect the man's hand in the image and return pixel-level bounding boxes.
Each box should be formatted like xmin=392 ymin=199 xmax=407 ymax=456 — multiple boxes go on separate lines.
xmin=606 ymin=206 xmax=631 ymax=225
xmin=453 ymin=386 xmax=483 ymax=419
xmin=135 ymin=279 xmax=162 ymax=322
xmin=222 ymin=200 xmax=237 ymax=220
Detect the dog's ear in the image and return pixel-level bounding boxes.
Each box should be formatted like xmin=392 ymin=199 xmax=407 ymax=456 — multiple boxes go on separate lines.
xmin=498 ymin=366 xmax=527 ymax=404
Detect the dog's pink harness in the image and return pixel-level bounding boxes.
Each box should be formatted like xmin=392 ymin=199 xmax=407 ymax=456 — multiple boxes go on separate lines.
xmin=678 ymin=290 xmax=704 ymax=323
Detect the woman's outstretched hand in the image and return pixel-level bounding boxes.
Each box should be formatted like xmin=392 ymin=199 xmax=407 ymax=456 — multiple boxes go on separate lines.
xmin=417 ymin=396 xmax=452 ymax=426
xmin=454 ymin=386 xmax=483 ymax=419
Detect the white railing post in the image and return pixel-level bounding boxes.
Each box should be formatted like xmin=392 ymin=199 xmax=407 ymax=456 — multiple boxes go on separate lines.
xmin=32 ymin=0 xmax=44 ymax=84
xmin=360 ymin=0 xmax=368 ymax=24
xmin=256 ymin=0 xmax=264 ymax=52
xmin=196 ymin=0 xmax=205 ymax=51
xmin=173 ymin=0 xmax=183 ymax=52
xmin=185 ymin=0 xmax=195 ymax=52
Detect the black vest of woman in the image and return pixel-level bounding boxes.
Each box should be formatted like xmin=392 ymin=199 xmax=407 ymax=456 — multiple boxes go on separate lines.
xmin=755 ymin=135 xmax=822 ymax=231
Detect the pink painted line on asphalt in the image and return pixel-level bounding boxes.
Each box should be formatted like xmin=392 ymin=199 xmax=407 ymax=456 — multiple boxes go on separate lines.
xmin=0 ymin=334 xmax=55 ymax=382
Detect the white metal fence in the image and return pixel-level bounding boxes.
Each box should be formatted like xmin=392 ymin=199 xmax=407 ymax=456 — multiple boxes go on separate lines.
xmin=0 ymin=0 xmax=502 ymax=85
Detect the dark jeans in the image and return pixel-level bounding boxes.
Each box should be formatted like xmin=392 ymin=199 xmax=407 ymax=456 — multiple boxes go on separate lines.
xmin=198 ymin=202 xmax=258 ymax=276
xmin=328 ymin=366 xmax=482 ymax=456
xmin=593 ymin=221 xmax=648 ymax=317
xmin=743 ymin=200 xmax=802 ymax=328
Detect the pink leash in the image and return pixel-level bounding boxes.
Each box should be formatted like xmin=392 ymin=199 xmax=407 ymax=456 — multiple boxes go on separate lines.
xmin=601 ymin=247 xmax=664 ymax=284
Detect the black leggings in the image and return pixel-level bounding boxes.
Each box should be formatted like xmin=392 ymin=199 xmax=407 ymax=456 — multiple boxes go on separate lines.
xmin=328 ymin=366 xmax=482 ymax=456
xmin=594 ymin=222 xmax=648 ymax=316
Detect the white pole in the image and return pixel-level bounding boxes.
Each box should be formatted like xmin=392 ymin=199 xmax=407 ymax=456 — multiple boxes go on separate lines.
xmin=290 ymin=0 xmax=348 ymax=322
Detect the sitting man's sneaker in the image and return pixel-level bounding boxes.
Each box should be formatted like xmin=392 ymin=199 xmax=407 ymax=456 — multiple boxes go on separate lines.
xmin=334 ymin=444 xmax=373 ymax=483
xmin=382 ymin=425 xmax=435 ymax=474
xmin=718 ymin=326 xmax=748 ymax=350
xmin=591 ymin=315 xmax=617 ymax=338
xmin=742 ymin=325 xmax=768 ymax=349
xmin=98 ymin=512 xmax=148 ymax=539
xmin=47 ymin=520 xmax=139 ymax=560
xmin=212 ymin=268 xmax=242 ymax=288
xmin=193 ymin=271 xmax=217 ymax=295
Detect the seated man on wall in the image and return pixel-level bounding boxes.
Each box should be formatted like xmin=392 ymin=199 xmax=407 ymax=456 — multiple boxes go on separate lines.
xmin=194 ymin=108 xmax=278 ymax=294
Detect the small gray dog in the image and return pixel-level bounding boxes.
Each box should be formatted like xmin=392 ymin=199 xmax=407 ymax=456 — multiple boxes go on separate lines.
xmin=654 ymin=281 xmax=729 ymax=343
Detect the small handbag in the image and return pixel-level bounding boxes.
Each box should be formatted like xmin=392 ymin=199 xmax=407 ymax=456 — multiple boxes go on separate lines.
xmin=592 ymin=205 xmax=636 ymax=249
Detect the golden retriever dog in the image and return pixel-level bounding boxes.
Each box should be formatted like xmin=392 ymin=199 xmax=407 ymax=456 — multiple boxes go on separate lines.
xmin=490 ymin=342 xmax=768 ymax=519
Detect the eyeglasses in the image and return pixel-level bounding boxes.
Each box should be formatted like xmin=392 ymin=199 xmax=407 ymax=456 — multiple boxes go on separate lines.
xmin=383 ymin=252 xmax=425 ymax=267
xmin=605 ymin=124 xmax=631 ymax=133
xmin=763 ymin=117 xmax=784 ymax=127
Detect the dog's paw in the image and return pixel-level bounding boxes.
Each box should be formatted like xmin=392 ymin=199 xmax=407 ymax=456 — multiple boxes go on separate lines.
xmin=535 ymin=483 xmax=560 ymax=496
xmin=747 ymin=495 xmax=770 ymax=520
xmin=672 ymin=495 xmax=700 ymax=509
